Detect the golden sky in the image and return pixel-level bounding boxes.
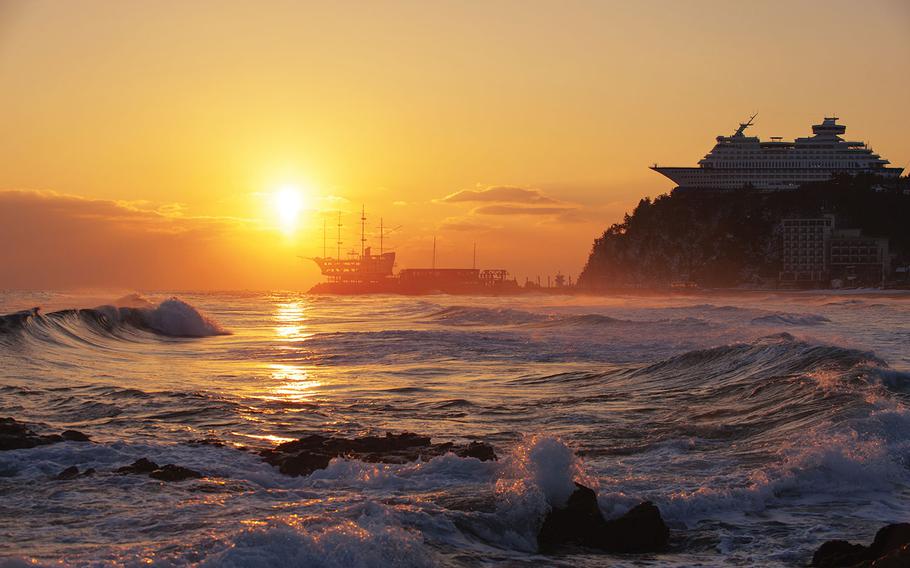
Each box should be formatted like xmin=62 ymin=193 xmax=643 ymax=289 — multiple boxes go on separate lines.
xmin=1 ymin=0 xmax=908 ymax=290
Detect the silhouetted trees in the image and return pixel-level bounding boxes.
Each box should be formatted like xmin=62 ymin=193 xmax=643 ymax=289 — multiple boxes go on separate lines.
xmin=578 ymin=175 xmax=910 ymax=288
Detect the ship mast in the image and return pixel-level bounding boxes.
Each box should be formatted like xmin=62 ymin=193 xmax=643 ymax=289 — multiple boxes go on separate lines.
xmin=323 ymin=217 xmax=326 ymax=258
xmin=360 ymin=205 xmax=366 ymax=259
xmin=472 ymin=242 xmax=476 ymax=269
xmin=379 ymin=218 xmax=384 ymax=255
xmin=336 ymin=211 xmax=342 ymax=260
xmin=432 ymin=236 xmax=436 ymax=270
xmin=734 ymin=112 xmax=759 ymax=136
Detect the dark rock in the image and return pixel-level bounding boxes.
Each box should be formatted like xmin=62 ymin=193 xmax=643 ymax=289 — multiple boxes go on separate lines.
xmin=261 ymin=432 xmax=497 ymax=477
xmin=149 ymin=464 xmax=202 ymax=482
xmin=601 ymin=501 xmax=670 ymax=553
xmin=276 ymin=452 xmax=332 ymax=477
xmin=456 ymin=441 xmax=497 ymax=461
xmin=812 ymin=540 xmax=867 ymax=567
xmin=538 ymin=483 xmax=605 ymax=550
xmin=812 ymin=523 xmax=910 ymax=567
xmin=868 ymin=523 xmax=910 ymax=559
xmin=116 ymin=458 xmax=202 ymax=481
xmin=117 ymin=458 xmax=160 ymax=474
xmin=55 ymin=466 xmax=80 ymax=480
xmin=538 ymin=483 xmax=669 ymax=554
xmin=872 ymin=543 xmax=910 ymax=568
xmin=60 ymin=430 xmax=91 ymax=442
xmin=81 ymin=468 xmax=96 ymax=477
xmin=0 ymin=417 xmax=63 ymax=451
xmin=188 ymin=438 xmax=225 ymax=447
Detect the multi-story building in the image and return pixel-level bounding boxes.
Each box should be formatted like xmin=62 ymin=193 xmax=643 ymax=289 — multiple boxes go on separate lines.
xmin=779 ymin=218 xmax=834 ymax=283
xmin=778 ymin=217 xmax=889 ymax=287
xmin=829 ymin=230 xmax=889 ymax=286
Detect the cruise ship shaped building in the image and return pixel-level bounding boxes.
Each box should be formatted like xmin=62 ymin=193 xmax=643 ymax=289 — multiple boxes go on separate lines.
xmin=652 ymin=116 xmax=903 ymax=190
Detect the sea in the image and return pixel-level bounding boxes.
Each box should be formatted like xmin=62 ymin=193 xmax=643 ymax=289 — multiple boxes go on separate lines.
xmin=0 ymin=290 xmax=908 ymax=567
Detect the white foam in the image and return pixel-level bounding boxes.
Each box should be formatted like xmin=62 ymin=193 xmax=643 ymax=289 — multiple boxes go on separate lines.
xmin=491 ymin=435 xmax=593 ymax=551
xmin=140 ymin=297 xmax=227 ymax=337
xmin=199 ymin=502 xmax=435 ymax=568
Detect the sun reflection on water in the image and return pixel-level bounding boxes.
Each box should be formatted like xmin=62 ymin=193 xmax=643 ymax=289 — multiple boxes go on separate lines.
xmin=243 ymin=300 xmax=323 ymax=406
xmin=267 ymin=363 xmax=321 ymax=402
xmin=273 ymin=301 xmax=313 ymax=342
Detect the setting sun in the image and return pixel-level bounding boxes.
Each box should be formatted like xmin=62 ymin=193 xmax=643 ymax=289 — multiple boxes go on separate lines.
xmin=272 ymin=185 xmax=306 ymax=234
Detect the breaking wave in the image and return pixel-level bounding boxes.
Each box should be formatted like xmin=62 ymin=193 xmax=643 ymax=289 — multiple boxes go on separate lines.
xmin=0 ymin=297 xmax=227 ymax=342
xmin=3 ymin=293 xmax=910 ymax=566
xmin=423 ymin=305 xmax=711 ymax=329
xmin=423 ymin=306 xmax=550 ymax=326
xmin=751 ymin=312 xmax=831 ymax=326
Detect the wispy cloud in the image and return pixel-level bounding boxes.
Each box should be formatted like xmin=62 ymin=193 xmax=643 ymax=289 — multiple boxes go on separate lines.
xmin=439 ymin=185 xmax=559 ymax=205
xmin=472 ymin=205 xmax=574 ymax=216
xmin=438 ymin=217 xmax=499 ymax=232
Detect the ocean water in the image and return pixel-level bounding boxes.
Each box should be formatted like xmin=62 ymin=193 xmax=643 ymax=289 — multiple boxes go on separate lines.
xmin=1 ymin=290 xmax=908 ymax=567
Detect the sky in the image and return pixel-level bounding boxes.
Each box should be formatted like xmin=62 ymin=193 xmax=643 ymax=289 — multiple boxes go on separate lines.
xmin=1 ymin=0 xmax=908 ymax=290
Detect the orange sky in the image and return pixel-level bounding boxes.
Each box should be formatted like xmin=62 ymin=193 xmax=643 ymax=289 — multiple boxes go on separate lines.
xmin=1 ymin=0 xmax=908 ymax=290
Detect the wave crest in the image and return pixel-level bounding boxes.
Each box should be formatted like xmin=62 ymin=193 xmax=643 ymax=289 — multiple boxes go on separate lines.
xmin=0 ymin=297 xmax=228 ymax=342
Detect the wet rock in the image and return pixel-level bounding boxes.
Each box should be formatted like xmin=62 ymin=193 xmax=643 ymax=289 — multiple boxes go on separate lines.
xmin=812 ymin=523 xmax=910 ymax=567
xmin=55 ymin=466 xmax=81 ymax=480
xmin=456 ymin=441 xmax=497 ymax=461
xmin=149 ymin=464 xmax=202 ymax=482
xmin=116 ymin=458 xmax=160 ymax=474
xmin=55 ymin=466 xmax=95 ymax=480
xmin=188 ymin=437 xmax=225 ymax=447
xmin=261 ymin=432 xmax=497 ymax=477
xmin=0 ymin=417 xmax=63 ymax=451
xmin=871 ymin=543 xmax=910 ymax=568
xmin=601 ymin=501 xmax=670 ymax=553
xmin=276 ymin=452 xmax=333 ymax=477
xmin=868 ymin=523 xmax=910 ymax=560
xmin=538 ymin=483 xmax=669 ymax=553
xmin=116 ymin=458 xmax=202 ymax=481
xmin=538 ymin=483 xmax=605 ymax=550
xmin=60 ymin=430 xmax=91 ymax=442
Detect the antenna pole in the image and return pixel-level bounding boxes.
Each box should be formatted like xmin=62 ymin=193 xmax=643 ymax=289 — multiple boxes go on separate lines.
xmin=379 ymin=218 xmax=384 ymax=256
xmin=323 ymin=217 xmax=326 ymax=258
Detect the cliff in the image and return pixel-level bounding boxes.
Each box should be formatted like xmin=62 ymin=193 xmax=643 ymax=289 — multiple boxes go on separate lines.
xmin=577 ymin=175 xmax=910 ymax=289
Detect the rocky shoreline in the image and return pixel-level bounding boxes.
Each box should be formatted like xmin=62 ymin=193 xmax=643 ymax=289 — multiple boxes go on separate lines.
xmin=2 ymin=416 xmax=907 ymax=564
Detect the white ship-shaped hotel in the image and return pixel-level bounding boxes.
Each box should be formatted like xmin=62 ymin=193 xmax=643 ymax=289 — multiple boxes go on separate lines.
xmin=652 ymin=116 xmax=903 ymax=190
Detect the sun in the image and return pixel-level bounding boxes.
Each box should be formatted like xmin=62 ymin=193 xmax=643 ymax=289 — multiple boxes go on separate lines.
xmin=272 ymin=185 xmax=306 ymax=234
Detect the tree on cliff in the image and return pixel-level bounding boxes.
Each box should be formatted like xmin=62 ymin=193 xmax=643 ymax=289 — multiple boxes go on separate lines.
xmin=577 ymin=175 xmax=910 ymax=289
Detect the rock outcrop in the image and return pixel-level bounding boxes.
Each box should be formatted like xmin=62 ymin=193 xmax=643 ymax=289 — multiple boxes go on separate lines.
xmin=117 ymin=458 xmax=202 ymax=482
xmin=55 ymin=466 xmax=96 ymax=480
xmin=538 ymin=482 xmax=669 ymax=553
xmin=0 ymin=417 xmax=90 ymax=450
xmin=260 ymin=432 xmax=497 ymax=477
xmin=812 ymin=523 xmax=910 ymax=567
xmin=149 ymin=464 xmax=203 ymax=482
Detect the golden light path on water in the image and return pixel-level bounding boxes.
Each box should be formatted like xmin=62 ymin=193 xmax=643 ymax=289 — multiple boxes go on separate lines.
xmin=268 ymin=300 xmax=319 ymax=404
xmin=232 ymin=299 xmax=321 ymax=444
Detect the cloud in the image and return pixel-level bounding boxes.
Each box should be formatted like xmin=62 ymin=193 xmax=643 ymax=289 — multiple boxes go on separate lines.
xmin=438 ymin=184 xmax=601 ymax=223
xmin=0 ymin=189 xmax=300 ymax=290
xmin=438 ymin=217 xmax=498 ymax=232
xmin=472 ymin=205 xmax=575 ymax=216
xmin=440 ymin=185 xmax=560 ymax=205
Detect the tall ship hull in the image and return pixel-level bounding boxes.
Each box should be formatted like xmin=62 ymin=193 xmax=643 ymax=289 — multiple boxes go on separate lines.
xmin=652 ymin=116 xmax=903 ymax=190
xmin=306 ymin=209 xmax=520 ymax=295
